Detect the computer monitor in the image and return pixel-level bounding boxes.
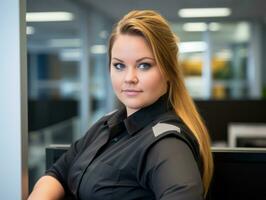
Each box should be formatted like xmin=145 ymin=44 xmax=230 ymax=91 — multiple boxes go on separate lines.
xmin=46 ymin=144 xmax=70 ymax=170
xmin=195 ymin=100 xmax=266 ymax=142
xmin=207 ymin=148 xmax=266 ymax=200
xmin=228 ymin=123 xmax=266 ymax=147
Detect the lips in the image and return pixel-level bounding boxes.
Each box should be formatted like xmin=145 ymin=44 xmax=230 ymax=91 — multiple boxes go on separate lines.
xmin=122 ymin=89 xmax=142 ymax=96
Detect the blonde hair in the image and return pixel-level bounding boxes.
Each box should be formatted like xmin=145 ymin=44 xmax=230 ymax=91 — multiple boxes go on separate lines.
xmin=108 ymin=10 xmax=213 ymax=196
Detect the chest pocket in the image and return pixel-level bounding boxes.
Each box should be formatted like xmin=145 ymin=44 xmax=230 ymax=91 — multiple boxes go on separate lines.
xmin=78 ymin=161 xmax=120 ymax=200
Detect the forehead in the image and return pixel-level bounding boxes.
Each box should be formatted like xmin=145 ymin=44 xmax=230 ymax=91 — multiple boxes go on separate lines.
xmin=111 ymin=34 xmax=154 ymax=59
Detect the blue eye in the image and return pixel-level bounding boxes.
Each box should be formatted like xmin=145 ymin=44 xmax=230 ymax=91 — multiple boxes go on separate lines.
xmin=113 ymin=63 xmax=125 ymax=70
xmin=138 ymin=63 xmax=152 ymax=70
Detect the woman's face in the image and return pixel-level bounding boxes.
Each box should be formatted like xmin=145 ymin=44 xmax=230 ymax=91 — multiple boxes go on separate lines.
xmin=110 ymin=34 xmax=168 ymax=116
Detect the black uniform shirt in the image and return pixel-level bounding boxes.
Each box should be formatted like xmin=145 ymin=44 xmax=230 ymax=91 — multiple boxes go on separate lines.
xmin=46 ymin=95 xmax=203 ymax=200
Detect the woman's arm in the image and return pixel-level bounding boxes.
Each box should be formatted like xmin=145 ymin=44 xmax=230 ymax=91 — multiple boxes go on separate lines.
xmin=27 ymin=175 xmax=65 ymax=200
xmin=143 ymin=137 xmax=203 ymax=200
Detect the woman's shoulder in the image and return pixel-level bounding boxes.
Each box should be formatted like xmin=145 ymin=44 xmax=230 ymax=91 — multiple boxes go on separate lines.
xmin=152 ymin=110 xmax=198 ymax=147
xmin=148 ymin=110 xmax=202 ymax=172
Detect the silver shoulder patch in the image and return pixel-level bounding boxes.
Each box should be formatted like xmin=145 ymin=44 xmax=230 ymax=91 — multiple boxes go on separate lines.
xmin=152 ymin=123 xmax=181 ymax=137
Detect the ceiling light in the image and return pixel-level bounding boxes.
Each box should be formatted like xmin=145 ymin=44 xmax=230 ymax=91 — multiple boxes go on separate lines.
xmin=209 ymin=22 xmax=221 ymax=31
xmin=59 ymin=49 xmax=81 ymax=61
xmin=234 ymin=22 xmax=250 ymax=42
xmin=183 ymin=23 xmax=208 ymax=32
xmin=178 ymin=8 xmax=231 ymax=18
xmin=26 ymin=12 xmax=74 ymax=22
xmin=26 ymin=26 xmax=35 ymax=35
xmin=183 ymin=22 xmax=221 ymax=32
xmin=215 ymin=49 xmax=232 ymax=60
xmin=179 ymin=41 xmax=207 ymax=53
xmin=91 ymin=45 xmax=107 ymax=54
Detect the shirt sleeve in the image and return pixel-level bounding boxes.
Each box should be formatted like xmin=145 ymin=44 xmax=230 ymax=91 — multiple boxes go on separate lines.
xmin=143 ymin=136 xmax=204 ymax=200
xmin=45 ymin=135 xmax=85 ymax=194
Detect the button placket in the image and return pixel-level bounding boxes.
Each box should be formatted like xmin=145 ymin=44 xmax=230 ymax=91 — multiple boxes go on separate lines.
xmin=75 ymin=128 xmax=110 ymax=198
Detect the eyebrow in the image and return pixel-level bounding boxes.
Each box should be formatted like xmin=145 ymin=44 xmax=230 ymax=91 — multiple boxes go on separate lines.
xmin=112 ymin=57 xmax=155 ymax=63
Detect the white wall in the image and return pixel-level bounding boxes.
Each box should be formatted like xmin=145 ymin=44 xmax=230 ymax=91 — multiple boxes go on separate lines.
xmin=0 ymin=0 xmax=28 ymax=199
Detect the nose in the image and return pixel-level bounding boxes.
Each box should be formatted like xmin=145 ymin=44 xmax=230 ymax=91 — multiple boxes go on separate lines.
xmin=124 ymin=67 xmax=138 ymax=84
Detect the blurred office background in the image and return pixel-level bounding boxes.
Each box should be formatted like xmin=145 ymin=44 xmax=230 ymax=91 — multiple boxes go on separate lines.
xmin=26 ymin=0 xmax=266 ymax=191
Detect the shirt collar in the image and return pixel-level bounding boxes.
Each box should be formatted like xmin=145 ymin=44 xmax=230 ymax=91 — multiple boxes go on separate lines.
xmin=107 ymin=94 xmax=172 ymax=136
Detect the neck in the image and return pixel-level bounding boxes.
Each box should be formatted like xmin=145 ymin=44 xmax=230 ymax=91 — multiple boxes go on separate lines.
xmin=126 ymin=107 xmax=139 ymax=117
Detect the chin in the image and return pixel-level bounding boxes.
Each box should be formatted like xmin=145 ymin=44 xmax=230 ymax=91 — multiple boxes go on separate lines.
xmin=121 ymin=96 xmax=154 ymax=108
xmin=124 ymin=103 xmax=143 ymax=110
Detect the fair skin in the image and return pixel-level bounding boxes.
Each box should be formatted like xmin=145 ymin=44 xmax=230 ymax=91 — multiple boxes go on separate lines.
xmin=28 ymin=34 xmax=168 ymax=200
xmin=27 ymin=175 xmax=64 ymax=200
xmin=110 ymin=34 xmax=168 ymax=116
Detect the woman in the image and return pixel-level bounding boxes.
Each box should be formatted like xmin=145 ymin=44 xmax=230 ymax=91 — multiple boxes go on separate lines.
xmin=28 ymin=10 xmax=213 ymax=200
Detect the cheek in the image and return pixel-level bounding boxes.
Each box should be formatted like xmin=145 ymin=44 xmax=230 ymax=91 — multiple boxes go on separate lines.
xmin=143 ymin=72 xmax=167 ymax=92
xmin=110 ymin=71 xmax=121 ymax=92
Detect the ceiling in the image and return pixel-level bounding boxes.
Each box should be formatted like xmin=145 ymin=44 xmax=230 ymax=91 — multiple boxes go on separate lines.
xmin=79 ymin=0 xmax=266 ymax=22
xmin=26 ymin=0 xmax=266 ymax=53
